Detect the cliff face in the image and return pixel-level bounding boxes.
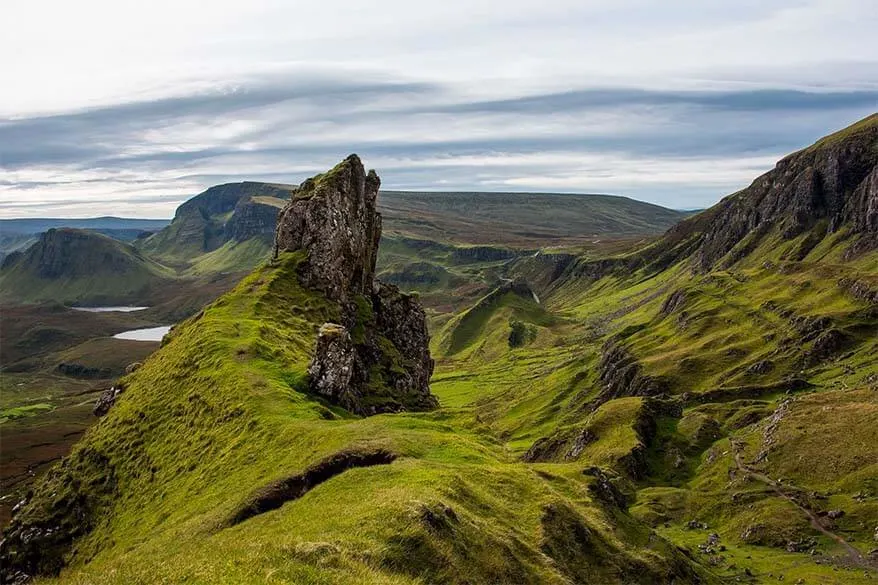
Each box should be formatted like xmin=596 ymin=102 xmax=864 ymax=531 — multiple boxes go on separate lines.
xmin=141 ymin=182 xmax=292 ymax=260
xmin=275 ymin=155 xmax=437 ymax=415
xmin=693 ymin=115 xmax=878 ymax=271
xmin=226 ymin=198 xmax=284 ymax=242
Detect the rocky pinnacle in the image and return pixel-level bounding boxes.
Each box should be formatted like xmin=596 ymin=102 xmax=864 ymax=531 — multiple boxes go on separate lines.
xmin=274 ymin=155 xmax=437 ymax=415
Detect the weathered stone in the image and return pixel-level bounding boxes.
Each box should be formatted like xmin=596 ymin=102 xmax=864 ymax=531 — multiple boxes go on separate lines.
xmin=693 ymin=120 xmax=878 ymax=271
xmin=747 ymin=360 xmax=775 ymax=375
xmin=274 ymin=155 xmax=381 ymax=305
xmin=225 ymin=198 xmax=282 ymax=242
xmin=278 ymin=156 xmax=437 ymax=416
xmin=593 ymin=338 xmax=670 ymax=408
xmin=308 ymin=324 xmax=357 ymax=410
xmin=93 ymin=385 xmax=125 ymax=417
xmin=659 ymin=289 xmax=688 ymax=316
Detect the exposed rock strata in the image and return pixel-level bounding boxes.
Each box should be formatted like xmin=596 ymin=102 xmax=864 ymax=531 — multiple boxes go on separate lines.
xmin=275 ymin=155 xmax=437 ymax=415
xmin=693 ymin=116 xmax=878 ymax=270
xmin=593 ymin=339 xmax=670 ymax=407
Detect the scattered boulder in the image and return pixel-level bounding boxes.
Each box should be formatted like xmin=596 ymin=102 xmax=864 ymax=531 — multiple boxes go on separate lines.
xmin=747 ymin=360 xmax=775 ymax=375
xmin=838 ymin=277 xmax=878 ymax=304
xmin=583 ymin=466 xmax=628 ymax=508
xmin=804 ymin=328 xmax=850 ymax=365
xmin=93 ymin=385 xmax=125 ymax=417
xmin=566 ymin=429 xmax=598 ymax=459
xmin=418 ymin=502 xmax=459 ymax=533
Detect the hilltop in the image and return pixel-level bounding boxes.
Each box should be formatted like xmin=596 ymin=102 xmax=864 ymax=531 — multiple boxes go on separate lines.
xmin=379 ymin=190 xmax=687 ymax=247
xmin=0 ymin=217 xmax=169 ymax=262
xmin=0 ymin=229 xmax=174 ymax=305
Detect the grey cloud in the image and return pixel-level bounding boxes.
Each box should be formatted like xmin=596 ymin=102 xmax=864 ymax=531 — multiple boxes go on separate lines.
xmin=1 ymin=69 xmax=876 ymax=215
xmin=432 ymin=88 xmax=878 ymax=115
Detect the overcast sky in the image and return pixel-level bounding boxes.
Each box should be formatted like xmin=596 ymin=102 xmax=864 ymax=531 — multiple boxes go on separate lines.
xmin=1 ymin=0 xmax=876 ymax=218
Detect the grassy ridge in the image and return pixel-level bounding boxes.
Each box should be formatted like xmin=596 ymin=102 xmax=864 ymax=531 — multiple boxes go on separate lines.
xmin=12 ymin=252 xmax=709 ymax=584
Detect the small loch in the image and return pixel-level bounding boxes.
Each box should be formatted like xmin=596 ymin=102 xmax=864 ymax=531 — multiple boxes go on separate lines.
xmin=113 ymin=326 xmax=171 ymax=342
xmin=72 ymin=306 xmax=150 ymax=313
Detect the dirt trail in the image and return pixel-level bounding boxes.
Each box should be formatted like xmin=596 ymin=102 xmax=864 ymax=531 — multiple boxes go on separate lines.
xmin=731 ymin=440 xmax=875 ymax=570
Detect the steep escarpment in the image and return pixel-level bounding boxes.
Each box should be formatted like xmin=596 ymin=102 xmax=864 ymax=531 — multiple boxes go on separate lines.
xmin=140 ymin=182 xmax=292 ymax=267
xmin=529 ymin=115 xmax=878 ymax=292
xmin=275 ymin=155 xmax=436 ymax=415
xmin=692 ymin=114 xmax=878 ymax=270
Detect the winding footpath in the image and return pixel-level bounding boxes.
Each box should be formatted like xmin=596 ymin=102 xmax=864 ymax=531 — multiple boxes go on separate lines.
xmin=730 ymin=440 xmax=875 ymax=570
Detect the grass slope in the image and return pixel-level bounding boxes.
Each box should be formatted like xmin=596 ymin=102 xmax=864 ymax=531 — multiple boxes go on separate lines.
xmin=379 ymin=191 xmax=686 ymax=247
xmin=0 ymin=230 xmax=174 ymax=305
xmin=12 ymin=253 xmax=710 ymax=585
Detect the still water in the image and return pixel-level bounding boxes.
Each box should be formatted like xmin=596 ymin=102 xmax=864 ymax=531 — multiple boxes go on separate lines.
xmin=72 ymin=306 xmax=149 ymax=313
xmin=113 ymin=326 xmax=171 ymax=342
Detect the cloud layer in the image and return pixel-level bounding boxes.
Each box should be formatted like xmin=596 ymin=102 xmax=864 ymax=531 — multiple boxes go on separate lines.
xmin=1 ymin=0 xmax=876 ymax=217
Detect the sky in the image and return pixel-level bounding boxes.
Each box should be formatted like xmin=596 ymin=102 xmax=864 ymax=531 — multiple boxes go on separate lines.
xmin=1 ymin=0 xmax=876 ymax=218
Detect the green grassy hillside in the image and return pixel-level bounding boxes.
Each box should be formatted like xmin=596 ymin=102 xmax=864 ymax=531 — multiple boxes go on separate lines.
xmin=0 ymin=229 xmax=174 ymax=305
xmin=3 ymin=252 xmax=711 ymax=584
xmin=138 ymin=182 xmax=291 ymax=270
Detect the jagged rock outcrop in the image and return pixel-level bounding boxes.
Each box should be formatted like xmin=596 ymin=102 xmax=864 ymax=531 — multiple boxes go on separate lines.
xmin=275 ymin=157 xmax=382 ymax=304
xmin=225 ymin=198 xmax=284 ymax=242
xmin=693 ymin=114 xmax=878 ymax=270
xmin=308 ymin=323 xmax=357 ymax=410
xmin=93 ymin=384 xmax=125 ymax=417
xmin=275 ymin=155 xmax=437 ymax=415
xmin=593 ymin=339 xmax=670 ymax=407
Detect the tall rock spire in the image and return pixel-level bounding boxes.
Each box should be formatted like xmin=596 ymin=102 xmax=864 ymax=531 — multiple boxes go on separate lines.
xmin=274 ymin=155 xmax=437 ymax=415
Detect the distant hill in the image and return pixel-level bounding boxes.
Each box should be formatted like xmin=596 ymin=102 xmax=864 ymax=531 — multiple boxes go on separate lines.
xmin=0 ymin=228 xmax=173 ymax=305
xmin=138 ymin=182 xmax=293 ymax=271
xmin=136 ymin=183 xmax=684 ymax=274
xmin=0 ymin=217 xmax=170 ymax=261
xmin=378 ymin=191 xmax=687 ymax=246
xmin=0 ymin=217 xmax=170 ymax=235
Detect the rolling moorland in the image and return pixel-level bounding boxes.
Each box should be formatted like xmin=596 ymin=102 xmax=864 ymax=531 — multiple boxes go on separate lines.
xmin=0 ymin=182 xmax=682 ymax=526
xmin=0 ymin=114 xmax=876 ymax=584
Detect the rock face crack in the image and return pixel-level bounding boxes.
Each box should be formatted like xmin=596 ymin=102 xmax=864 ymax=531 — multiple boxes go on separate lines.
xmin=227 ymin=449 xmax=396 ymax=526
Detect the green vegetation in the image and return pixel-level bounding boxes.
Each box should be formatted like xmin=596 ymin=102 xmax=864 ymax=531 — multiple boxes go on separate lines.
xmin=10 ymin=252 xmax=711 ymax=584
xmin=0 ymin=403 xmax=54 ymax=422
xmin=3 ymin=118 xmax=878 ymax=584
xmin=0 ymin=230 xmax=174 ymax=305
xmin=186 ymin=238 xmax=274 ymax=276
xmin=379 ymin=190 xmax=686 ymax=247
